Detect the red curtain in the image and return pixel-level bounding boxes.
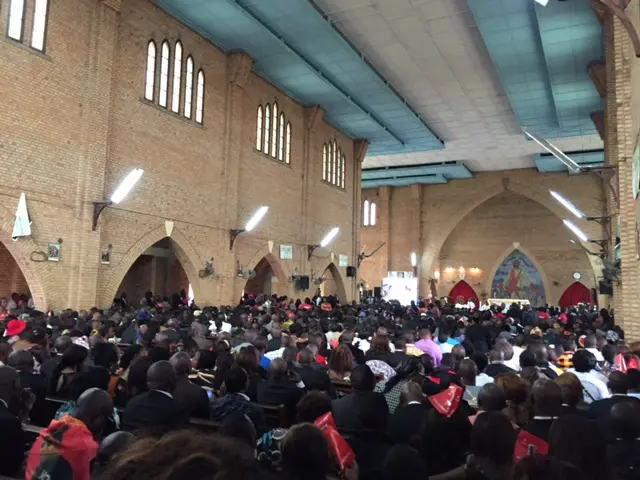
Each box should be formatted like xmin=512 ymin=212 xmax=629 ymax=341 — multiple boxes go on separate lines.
xmin=449 ymin=281 xmax=479 ymax=310
xmin=558 ymin=282 xmax=591 ymax=308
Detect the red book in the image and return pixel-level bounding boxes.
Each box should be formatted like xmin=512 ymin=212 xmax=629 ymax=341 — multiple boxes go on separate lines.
xmin=428 ymin=384 xmax=463 ymax=418
xmin=314 ymin=412 xmax=355 ymax=471
xmin=514 ymin=430 xmax=549 ymax=462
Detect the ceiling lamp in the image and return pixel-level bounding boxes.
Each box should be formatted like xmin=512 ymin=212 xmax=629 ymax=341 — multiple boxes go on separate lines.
xmin=549 ymin=190 xmax=585 ymax=219
xmin=535 ymin=0 xmax=549 ymax=5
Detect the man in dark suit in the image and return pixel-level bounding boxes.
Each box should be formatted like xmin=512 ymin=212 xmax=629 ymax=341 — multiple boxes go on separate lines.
xmin=332 ymin=364 xmax=386 ymax=432
xmin=169 ymin=352 xmax=210 ymax=419
xmin=257 ymin=358 xmax=305 ymax=419
xmin=122 ymin=360 xmax=188 ymax=435
xmin=520 ymin=378 xmax=563 ymax=442
xmin=295 ymin=348 xmax=335 ymax=398
xmin=608 ymin=400 xmax=640 ymax=479
xmin=211 ymin=367 xmax=267 ymax=434
xmin=590 ymin=371 xmax=639 ymax=420
xmin=0 ymin=366 xmax=29 ymax=477
xmin=484 ymin=349 xmax=516 ymax=378
xmin=8 ymin=350 xmax=49 ymax=426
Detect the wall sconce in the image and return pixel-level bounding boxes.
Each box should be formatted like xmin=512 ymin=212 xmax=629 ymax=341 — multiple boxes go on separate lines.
xmin=229 ymin=206 xmax=269 ymax=250
xmin=444 ymin=266 xmax=455 ymax=273
xmin=433 ymin=270 xmax=440 ymax=281
xmin=93 ymin=168 xmax=144 ymax=230
xmin=470 ymin=267 xmax=481 ymax=275
xmin=458 ymin=266 xmax=465 ymax=274
xmin=308 ymin=227 xmax=339 ymax=260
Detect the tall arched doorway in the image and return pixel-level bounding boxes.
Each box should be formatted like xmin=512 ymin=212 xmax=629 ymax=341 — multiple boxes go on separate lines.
xmin=558 ymin=282 xmax=591 ymax=308
xmin=116 ymin=238 xmax=191 ymax=307
xmin=0 ymin=242 xmax=31 ymax=304
xmin=320 ymin=263 xmax=347 ymax=303
xmin=449 ymin=280 xmax=479 ymax=309
xmin=245 ymin=256 xmax=278 ymax=296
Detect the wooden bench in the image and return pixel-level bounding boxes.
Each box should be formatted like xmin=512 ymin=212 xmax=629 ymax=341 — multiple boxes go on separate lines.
xmin=253 ymin=403 xmax=290 ymax=428
xmin=188 ymin=417 xmax=221 ymax=433
xmin=332 ymin=380 xmax=353 ymax=396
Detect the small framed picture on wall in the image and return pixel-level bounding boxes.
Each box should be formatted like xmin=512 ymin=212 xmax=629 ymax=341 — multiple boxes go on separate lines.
xmin=48 ymin=243 xmax=60 ymax=262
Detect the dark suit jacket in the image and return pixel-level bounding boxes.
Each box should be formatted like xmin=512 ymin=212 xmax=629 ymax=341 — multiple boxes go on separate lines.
xmin=210 ymin=393 xmax=267 ymax=434
xmin=296 ymin=365 xmax=336 ymax=398
xmin=172 ymin=376 xmax=211 ymax=419
xmin=349 ymin=434 xmax=393 ymax=480
xmin=0 ymin=402 xmax=27 ymax=477
xmin=589 ymin=395 xmax=640 ymax=419
xmin=332 ymin=391 xmax=386 ymax=432
xmin=520 ymin=418 xmax=556 ymax=443
xmin=608 ymin=440 xmax=640 ymax=480
xmin=485 ymin=363 xmax=515 ymax=378
xmin=122 ymin=390 xmax=189 ymax=435
xmin=257 ymin=379 xmax=304 ymax=418
xmin=18 ymin=371 xmax=49 ymax=427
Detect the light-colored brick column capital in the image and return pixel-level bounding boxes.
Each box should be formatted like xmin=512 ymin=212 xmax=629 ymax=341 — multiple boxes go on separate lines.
xmin=100 ymin=0 xmax=122 ymax=12
xmin=227 ymin=51 xmax=254 ymax=89
xmin=353 ymin=139 xmax=369 ymax=164
xmin=304 ymin=105 xmax=324 ymax=132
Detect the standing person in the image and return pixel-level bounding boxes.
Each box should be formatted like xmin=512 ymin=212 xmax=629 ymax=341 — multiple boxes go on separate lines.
xmin=608 ymin=400 xmax=640 ymax=479
xmin=590 ymin=371 xmax=639 ymax=419
xmin=0 ymin=366 xmax=29 ymax=478
xmin=414 ymin=328 xmax=442 ymax=367
xmin=521 ymin=379 xmax=563 ymax=442
xmin=466 ymin=412 xmax=516 ymax=480
xmin=26 ymin=388 xmax=114 ymax=480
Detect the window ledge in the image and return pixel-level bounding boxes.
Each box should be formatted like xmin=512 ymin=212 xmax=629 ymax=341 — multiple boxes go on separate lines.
xmin=321 ymin=180 xmax=345 ymax=192
xmin=4 ymin=37 xmax=51 ymax=61
xmin=253 ymin=148 xmax=292 ymax=168
xmin=139 ymin=98 xmax=205 ymax=127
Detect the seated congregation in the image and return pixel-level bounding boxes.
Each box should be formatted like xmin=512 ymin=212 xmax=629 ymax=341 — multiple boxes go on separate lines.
xmin=0 ymin=292 xmax=636 ymax=480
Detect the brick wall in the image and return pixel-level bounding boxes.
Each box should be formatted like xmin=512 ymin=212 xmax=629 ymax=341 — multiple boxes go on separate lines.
xmin=361 ymin=169 xmax=606 ymax=306
xmin=0 ymin=0 xmax=360 ymax=309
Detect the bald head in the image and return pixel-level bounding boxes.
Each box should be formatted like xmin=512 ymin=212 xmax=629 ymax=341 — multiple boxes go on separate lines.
xmin=169 ymin=352 xmax=192 ymax=377
xmin=0 ymin=366 xmax=20 ymax=404
xmin=298 ymin=347 xmax=315 ymax=366
xmin=54 ymin=335 xmax=73 ymax=354
xmin=531 ymin=378 xmax=562 ymax=416
xmin=269 ymin=358 xmax=288 ymax=380
xmin=458 ymin=359 xmax=478 ymax=386
xmin=611 ymin=400 xmax=640 ymax=440
xmin=400 ymin=381 xmax=423 ymax=407
xmin=8 ymin=350 xmax=34 ymax=372
xmin=147 ymin=360 xmax=177 ymax=392
xmin=73 ymin=388 xmax=114 ymax=437
xmin=478 ymin=384 xmax=507 ymax=412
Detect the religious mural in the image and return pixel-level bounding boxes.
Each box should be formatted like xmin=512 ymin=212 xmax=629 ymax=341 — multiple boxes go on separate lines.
xmin=491 ymin=250 xmax=546 ymax=307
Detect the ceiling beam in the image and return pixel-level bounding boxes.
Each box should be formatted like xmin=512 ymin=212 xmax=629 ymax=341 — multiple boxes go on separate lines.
xmin=591 ymin=111 xmax=605 ymax=140
xmin=587 ymin=60 xmax=606 ymax=98
xmin=228 ymin=0 xmax=409 ymax=147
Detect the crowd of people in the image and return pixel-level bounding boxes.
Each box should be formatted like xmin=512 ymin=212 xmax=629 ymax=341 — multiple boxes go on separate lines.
xmin=0 ymin=290 xmax=638 ymax=480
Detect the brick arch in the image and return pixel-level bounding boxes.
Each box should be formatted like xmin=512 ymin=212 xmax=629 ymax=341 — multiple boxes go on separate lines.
xmin=245 ymin=249 xmax=288 ymax=287
xmin=101 ymin=225 xmax=203 ymax=306
xmin=421 ymin=181 xmax=599 ymax=294
xmin=0 ymin=204 xmax=48 ymax=310
xmin=318 ymin=261 xmax=347 ymax=303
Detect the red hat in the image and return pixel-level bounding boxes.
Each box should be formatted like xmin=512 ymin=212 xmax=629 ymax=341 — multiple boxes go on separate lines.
xmin=5 ymin=319 xmax=26 ymax=337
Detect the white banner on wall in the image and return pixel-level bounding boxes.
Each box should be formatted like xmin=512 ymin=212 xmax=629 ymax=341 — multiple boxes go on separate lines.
xmin=339 ymin=254 xmax=348 ymax=267
xmin=279 ymin=244 xmax=293 ymax=260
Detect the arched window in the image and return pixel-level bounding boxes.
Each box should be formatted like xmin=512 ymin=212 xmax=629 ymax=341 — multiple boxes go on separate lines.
xmin=363 ymin=200 xmax=370 ymax=226
xmin=256 ymin=106 xmax=263 ymax=151
xmin=341 ymin=154 xmax=346 ymax=188
xmin=271 ymin=103 xmax=278 ymax=157
xmin=158 ymin=41 xmax=170 ymax=107
xmin=370 ymin=202 xmax=377 ymax=226
xmin=328 ymin=141 xmax=333 ymax=185
xmin=285 ymin=122 xmax=291 ymax=164
xmin=171 ymin=41 xmax=183 ymax=113
xmin=144 ymin=40 xmax=157 ymax=101
xmin=195 ymin=70 xmax=205 ymax=124
xmin=322 ymin=144 xmax=327 ymax=181
xmin=184 ymin=56 xmax=194 ymax=119
xmin=337 ymin=148 xmax=342 ymax=189
xmin=264 ymin=104 xmax=271 ymax=154
xmin=7 ymin=0 xmax=25 ymax=41
xmin=331 ymin=140 xmax=338 ymax=185
xmin=30 ymin=0 xmax=49 ymax=51
xmin=278 ymin=113 xmax=285 ymax=161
